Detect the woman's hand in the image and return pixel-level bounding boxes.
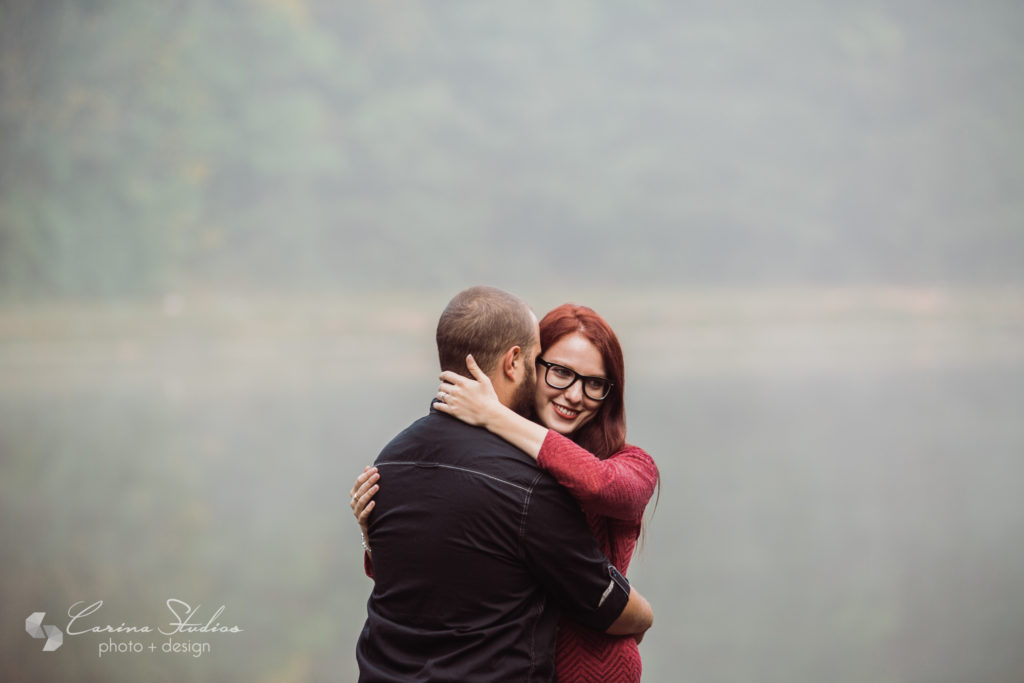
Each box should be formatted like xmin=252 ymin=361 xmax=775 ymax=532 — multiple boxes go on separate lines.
xmin=433 ymin=354 xmax=504 ymax=427
xmin=349 ymin=466 xmax=379 ymax=549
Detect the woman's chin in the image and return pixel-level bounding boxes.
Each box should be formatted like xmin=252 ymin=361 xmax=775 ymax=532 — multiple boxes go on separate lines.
xmin=539 ymin=409 xmax=576 ymax=435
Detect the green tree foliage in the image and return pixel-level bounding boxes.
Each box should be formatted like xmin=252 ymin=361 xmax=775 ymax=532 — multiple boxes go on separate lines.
xmin=1 ymin=0 xmax=1022 ymax=298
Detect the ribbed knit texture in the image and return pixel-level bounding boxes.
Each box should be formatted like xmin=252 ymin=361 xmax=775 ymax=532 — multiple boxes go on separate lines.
xmin=537 ymin=431 xmax=659 ymax=683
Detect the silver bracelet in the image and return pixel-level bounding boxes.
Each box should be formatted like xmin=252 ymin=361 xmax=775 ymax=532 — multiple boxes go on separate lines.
xmin=360 ymin=531 xmax=371 ymax=554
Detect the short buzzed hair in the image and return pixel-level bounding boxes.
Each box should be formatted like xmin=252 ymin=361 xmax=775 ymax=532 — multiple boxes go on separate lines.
xmin=436 ymin=286 xmax=536 ymax=376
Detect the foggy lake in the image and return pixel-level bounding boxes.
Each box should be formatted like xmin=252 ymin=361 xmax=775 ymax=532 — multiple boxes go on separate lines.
xmin=3 ymin=287 xmax=1022 ymax=682
xmin=4 ymin=2 xmax=1023 ymax=680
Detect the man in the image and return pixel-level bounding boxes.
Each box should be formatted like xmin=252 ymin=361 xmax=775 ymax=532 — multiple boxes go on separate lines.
xmin=356 ymin=286 xmax=653 ymax=681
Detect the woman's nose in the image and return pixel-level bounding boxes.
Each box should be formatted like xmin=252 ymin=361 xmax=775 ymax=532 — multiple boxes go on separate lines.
xmin=563 ymin=380 xmax=584 ymax=403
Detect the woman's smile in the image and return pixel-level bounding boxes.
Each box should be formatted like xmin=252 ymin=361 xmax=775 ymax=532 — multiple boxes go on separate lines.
xmin=552 ymin=402 xmax=581 ymax=420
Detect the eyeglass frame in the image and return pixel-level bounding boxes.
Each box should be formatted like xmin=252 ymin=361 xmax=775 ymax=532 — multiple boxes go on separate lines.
xmin=535 ymin=357 xmax=614 ymax=401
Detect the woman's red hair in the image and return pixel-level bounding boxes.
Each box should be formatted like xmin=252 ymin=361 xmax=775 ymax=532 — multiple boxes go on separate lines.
xmin=538 ymin=304 xmax=626 ymax=459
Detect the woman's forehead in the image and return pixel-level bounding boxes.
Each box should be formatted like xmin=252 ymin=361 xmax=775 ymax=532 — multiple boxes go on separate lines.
xmin=543 ymin=333 xmax=605 ymax=375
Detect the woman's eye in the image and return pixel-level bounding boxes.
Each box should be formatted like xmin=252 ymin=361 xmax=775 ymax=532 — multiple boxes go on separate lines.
xmin=551 ymin=367 xmax=574 ymax=380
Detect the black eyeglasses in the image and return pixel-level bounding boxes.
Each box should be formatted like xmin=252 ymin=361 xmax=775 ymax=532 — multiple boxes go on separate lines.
xmin=535 ymin=358 xmax=613 ymax=401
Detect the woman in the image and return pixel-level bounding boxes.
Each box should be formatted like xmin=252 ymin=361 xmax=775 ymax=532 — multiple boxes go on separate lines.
xmin=350 ymin=303 xmax=659 ymax=682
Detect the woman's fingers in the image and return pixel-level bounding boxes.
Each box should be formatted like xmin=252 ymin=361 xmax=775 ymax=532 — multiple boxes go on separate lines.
xmin=436 ymin=380 xmax=458 ymax=408
xmin=356 ymin=499 xmax=375 ymax=524
xmin=354 ymin=475 xmax=379 ymax=503
xmin=350 ymin=468 xmax=379 ymax=514
xmin=353 ymin=485 xmax=378 ymax=520
xmin=349 ymin=467 xmax=373 ymax=500
xmin=354 ymin=471 xmax=379 ymax=500
xmin=439 ymin=370 xmax=467 ymax=388
xmin=465 ymin=354 xmax=489 ymax=383
xmin=349 ymin=469 xmax=372 ymax=501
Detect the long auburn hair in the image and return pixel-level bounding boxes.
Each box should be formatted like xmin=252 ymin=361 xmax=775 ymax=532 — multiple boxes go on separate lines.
xmin=540 ymin=303 xmax=660 ymax=551
xmin=538 ymin=304 xmax=626 ymax=459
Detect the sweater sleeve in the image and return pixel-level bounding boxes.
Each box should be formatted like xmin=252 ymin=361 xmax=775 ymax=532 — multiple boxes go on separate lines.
xmin=536 ymin=430 xmax=659 ymax=521
xmin=363 ymin=551 xmax=374 ymax=579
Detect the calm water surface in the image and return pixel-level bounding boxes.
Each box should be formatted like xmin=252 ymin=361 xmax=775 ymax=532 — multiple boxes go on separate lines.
xmin=3 ymin=289 xmax=1022 ymax=682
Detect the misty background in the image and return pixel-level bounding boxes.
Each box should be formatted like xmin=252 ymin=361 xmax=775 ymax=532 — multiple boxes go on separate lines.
xmin=2 ymin=1 xmax=1023 ymax=681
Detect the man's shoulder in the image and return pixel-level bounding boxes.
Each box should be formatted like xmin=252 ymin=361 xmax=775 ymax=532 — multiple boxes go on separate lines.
xmin=377 ymin=409 xmax=538 ymax=468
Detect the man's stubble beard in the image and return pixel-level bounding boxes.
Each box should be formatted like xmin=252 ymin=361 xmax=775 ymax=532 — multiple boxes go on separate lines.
xmin=510 ymin=362 xmax=537 ymax=419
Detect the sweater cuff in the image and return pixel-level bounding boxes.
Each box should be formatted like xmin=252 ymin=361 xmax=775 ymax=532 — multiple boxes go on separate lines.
xmin=363 ymin=550 xmax=374 ymax=579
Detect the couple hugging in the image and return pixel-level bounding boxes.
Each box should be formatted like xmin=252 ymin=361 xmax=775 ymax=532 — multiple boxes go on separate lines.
xmin=352 ymin=285 xmax=659 ymax=682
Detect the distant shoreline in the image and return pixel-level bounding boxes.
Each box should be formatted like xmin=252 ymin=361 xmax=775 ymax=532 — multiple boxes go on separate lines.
xmin=1 ymin=286 xmax=1021 ymax=395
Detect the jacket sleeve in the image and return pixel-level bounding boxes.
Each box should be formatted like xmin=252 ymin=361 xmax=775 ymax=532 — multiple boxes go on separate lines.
xmin=536 ymin=430 xmax=658 ymax=521
xmin=520 ymin=472 xmax=632 ymax=632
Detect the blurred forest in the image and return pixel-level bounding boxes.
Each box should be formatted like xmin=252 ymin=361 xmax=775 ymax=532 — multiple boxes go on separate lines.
xmin=1 ymin=0 xmax=1022 ymax=299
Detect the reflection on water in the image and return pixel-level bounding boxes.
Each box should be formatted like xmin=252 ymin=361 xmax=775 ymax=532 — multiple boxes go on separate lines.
xmin=2 ymin=288 xmax=1023 ymax=682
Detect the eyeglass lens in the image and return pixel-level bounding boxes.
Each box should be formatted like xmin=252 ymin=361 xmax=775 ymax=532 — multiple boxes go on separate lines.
xmin=544 ymin=363 xmax=610 ymax=400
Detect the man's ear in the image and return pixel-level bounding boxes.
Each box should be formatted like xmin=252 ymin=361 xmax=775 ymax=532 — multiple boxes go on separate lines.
xmin=501 ymin=346 xmax=522 ymax=381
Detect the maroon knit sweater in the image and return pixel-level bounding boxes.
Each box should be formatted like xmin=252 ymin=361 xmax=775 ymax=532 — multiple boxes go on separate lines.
xmin=362 ymin=431 xmax=658 ymax=682
xmin=537 ymin=430 xmax=659 ymax=683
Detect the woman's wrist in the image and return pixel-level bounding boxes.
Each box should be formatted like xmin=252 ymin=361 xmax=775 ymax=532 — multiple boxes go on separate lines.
xmin=360 ymin=529 xmax=372 ymax=556
xmin=482 ymin=402 xmax=515 ymax=438
xmin=480 ymin=400 xmax=509 ymax=432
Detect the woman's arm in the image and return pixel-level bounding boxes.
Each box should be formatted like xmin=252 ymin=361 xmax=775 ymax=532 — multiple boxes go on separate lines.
xmin=435 ymin=354 xmax=658 ymax=520
xmin=538 ymin=433 xmax=658 ymax=520
xmin=605 ymin=585 xmax=654 ymax=642
xmin=433 ymin=354 xmax=549 ymax=458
